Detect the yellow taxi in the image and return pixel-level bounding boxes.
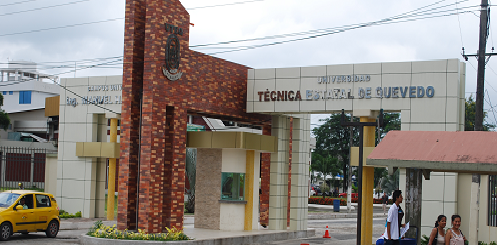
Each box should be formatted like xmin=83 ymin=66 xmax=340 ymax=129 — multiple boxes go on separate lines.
xmin=0 ymin=190 xmax=60 ymax=241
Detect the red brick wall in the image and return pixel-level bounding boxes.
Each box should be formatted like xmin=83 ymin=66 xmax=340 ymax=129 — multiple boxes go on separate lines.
xmin=259 ymin=125 xmax=271 ymax=226
xmin=287 ymin=118 xmax=293 ymax=227
xmin=119 ymin=0 xmax=271 ymax=233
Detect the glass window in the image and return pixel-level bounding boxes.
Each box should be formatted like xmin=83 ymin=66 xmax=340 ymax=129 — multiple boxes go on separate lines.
xmin=9 ymin=91 xmax=12 ymax=95
xmin=19 ymin=91 xmax=32 ymax=104
xmin=2 ymin=92 xmax=5 ymax=95
xmin=221 ymin=172 xmax=245 ymax=201
xmin=35 ymin=194 xmax=51 ymax=208
xmin=0 ymin=193 xmax=20 ymax=207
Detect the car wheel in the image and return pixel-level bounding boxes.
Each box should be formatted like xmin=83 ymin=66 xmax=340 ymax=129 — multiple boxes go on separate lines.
xmin=45 ymin=220 xmax=59 ymax=238
xmin=0 ymin=222 xmax=11 ymax=241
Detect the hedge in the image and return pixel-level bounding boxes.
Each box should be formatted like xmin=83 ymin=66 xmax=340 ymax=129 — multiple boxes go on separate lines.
xmin=308 ymin=197 xmax=393 ymax=205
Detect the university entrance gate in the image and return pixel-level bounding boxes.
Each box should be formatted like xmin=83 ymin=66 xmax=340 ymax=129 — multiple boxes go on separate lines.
xmin=118 ymin=0 xmax=466 ymax=239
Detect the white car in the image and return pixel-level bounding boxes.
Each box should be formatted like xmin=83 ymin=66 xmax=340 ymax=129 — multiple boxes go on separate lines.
xmin=310 ymin=189 xmax=316 ymax=196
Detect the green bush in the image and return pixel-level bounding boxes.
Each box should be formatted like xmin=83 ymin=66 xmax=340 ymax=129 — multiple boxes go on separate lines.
xmin=420 ymin=234 xmax=429 ymax=245
xmin=59 ymin=210 xmax=82 ymax=218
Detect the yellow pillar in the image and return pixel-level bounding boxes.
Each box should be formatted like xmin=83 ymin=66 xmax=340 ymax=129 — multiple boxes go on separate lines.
xmin=107 ymin=118 xmax=118 ymax=221
xmin=360 ymin=117 xmax=375 ymax=245
xmin=244 ymin=150 xmax=255 ymax=230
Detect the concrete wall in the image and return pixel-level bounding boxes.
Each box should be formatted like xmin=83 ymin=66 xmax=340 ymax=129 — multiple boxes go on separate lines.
xmin=457 ymin=173 xmax=472 ymax=237
xmin=45 ymin=154 xmax=58 ymax=196
xmin=222 ymin=149 xmax=246 ymax=172
xmin=220 ymin=149 xmax=247 ymax=231
xmin=195 ymin=148 xmax=222 ymax=229
xmin=219 ymin=203 xmax=245 ymax=230
xmin=57 ymin=76 xmax=122 ymax=218
xmin=477 ymin=175 xmax=497 ymax=243
xmin=418 ymin=172 xmax=458 ymax=236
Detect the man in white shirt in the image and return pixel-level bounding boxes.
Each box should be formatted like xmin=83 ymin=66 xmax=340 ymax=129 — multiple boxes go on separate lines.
xmin=384 ymin=190 xmax=405 ymax=245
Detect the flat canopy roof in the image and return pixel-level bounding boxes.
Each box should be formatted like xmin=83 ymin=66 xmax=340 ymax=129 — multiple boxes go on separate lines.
xmin=367 ymin=131 xmax=497 ymax=174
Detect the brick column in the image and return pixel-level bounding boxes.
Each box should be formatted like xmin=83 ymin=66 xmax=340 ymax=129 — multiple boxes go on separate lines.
xmin=118 ymin=0 xmax=145 ymax=231
xmin=260 ymin=125 xmax=271 ymax=226
xmin=162 ymin=107 xmax=187 ymax=229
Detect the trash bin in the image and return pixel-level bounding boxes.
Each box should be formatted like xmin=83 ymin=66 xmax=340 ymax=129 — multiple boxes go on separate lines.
xmin=333 ymin=199 xmax=340 ymax=212
xmin=400 ymin=238 xmax=416 ymax=245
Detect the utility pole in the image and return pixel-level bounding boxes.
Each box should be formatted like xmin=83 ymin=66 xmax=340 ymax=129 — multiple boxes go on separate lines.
xmin=341 ymin=109 xmax=383 ymax=245
xmin=463 ymin=0 xmax=495 ymax=130
xmin=476 ymin=0 xmax=489 ymax=131
xmin=460 ymin=2 xmax=490 ymax=244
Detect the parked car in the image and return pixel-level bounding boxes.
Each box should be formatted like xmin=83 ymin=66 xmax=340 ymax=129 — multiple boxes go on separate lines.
xmin=311 ymin=185 xmax=322 ymax=195
xmin=0 ymin=190 xmax=60 ymax=241
xmin=338 ymin=192 xmax=358 ymax=199
xmin=310 ymin=188 xmax=316 ymax=196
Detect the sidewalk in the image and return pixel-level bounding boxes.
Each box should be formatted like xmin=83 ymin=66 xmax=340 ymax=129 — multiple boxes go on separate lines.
xmin=61 ymin=203 xmax=389 ymax=230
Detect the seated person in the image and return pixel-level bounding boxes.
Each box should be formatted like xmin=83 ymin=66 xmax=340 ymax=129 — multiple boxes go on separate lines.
xmin=18 ymin=198 xmax=28 ymax=209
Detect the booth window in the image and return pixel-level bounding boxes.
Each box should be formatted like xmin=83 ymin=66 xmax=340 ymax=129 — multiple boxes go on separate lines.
xmin=221 ymin=172 xmax=245 ymax=201
xmin=489 ymin=175 xmax=497 ymax=227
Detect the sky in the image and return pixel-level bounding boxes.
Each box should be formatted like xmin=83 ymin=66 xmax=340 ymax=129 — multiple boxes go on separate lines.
xmin=0 ymin=0 xmax=496 ymax=129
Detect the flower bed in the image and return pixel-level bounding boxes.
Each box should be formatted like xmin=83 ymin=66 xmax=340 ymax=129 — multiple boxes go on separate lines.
xmin=309 ymin=197 xmax=393 ymax=205
xmin=87 ymin=221 xmax=190 ymax=241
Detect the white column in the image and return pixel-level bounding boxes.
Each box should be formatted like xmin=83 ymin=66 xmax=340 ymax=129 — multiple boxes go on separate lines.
xmin=290 ymin=115 xmax=310 ymax=230
xmin=268 ymin=115 xmax=290 ymax=230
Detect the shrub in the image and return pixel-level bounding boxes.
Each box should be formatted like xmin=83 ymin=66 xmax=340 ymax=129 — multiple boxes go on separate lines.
xmin=59 ymin=210 xmax=82 ymax=218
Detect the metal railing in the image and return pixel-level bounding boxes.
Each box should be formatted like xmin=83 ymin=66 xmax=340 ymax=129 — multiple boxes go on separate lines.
xmin=0 ymin=147 xmax=55 ymax=191
xmin=489 ymin=175 xmax=497 ymax=227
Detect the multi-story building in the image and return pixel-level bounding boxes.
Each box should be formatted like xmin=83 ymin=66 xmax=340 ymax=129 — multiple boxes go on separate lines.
xmin=0 ymin=61 xmax=59 ymax=142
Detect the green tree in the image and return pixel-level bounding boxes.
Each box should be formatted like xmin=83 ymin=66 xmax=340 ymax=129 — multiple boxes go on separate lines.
xmin=312 ymin=114 xmax=359 ymax=191
xmin=380 ymin=169 xmax=399 ymax=195
xmin=0 ymin=94 xmax=9 ymax=131
xmin=465 ymin=95 xmax=495 ymax=131
xmin=311 ymin=154 xmax=342 ymax=190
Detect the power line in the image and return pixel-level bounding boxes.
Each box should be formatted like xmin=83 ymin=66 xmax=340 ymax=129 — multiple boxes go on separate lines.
xmin=485 ymin=89 xmax=497 ymax=124
xmin=0 ymin=17 xmax=124 ymax=37
xmin=191 ymin=2 xmax=475 ymax=48
xmin=0 ymin=0 xmax=91 ymax=17
xmin=186 ymin=0 xmax=265 ymax=10
xmin=200 ymin=7 xmax=480 ymax=55
xmin=455 ymin=0 xmax=465 ymax=47
xmin=0 ymin=0 xmax=39 ymax=7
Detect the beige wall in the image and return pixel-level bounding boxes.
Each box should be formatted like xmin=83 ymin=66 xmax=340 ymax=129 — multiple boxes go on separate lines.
xmin=44 ymin=154 xmax=58 ymax=196
xmin=219 ymin=203 xmax=245 ymax=230
xmin=457 ymin=173 xmax=471 ymax=237
xmin=57 ymin=76 xmax=122 ymax=217
xmin=477 ymin=175 xmax=497 ymax=243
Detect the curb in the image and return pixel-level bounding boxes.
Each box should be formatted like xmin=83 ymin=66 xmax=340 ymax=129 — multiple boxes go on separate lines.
xmin=308 ymin=213 xmax=387 ymax=220
xmin=80 ymin=230 xmax=315 ymax=245
xmin=60 ymin=221 xmax=117 ymax=230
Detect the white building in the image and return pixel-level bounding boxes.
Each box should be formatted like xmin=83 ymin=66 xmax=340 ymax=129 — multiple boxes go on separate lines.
xmin=0 ymin=61 xmax=59 ymax=141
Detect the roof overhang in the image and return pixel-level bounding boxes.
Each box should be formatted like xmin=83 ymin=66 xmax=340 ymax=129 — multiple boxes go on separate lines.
xmin=366 ymin=131 xmax=497 ymax=174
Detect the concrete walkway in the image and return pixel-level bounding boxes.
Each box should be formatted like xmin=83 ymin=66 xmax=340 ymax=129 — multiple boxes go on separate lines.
xmin=61 ymin=204 xmax=388 ymax=244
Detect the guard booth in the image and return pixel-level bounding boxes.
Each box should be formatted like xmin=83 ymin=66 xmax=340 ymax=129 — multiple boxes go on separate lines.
xmin=367 ymin=130 xmax=497 ymax=245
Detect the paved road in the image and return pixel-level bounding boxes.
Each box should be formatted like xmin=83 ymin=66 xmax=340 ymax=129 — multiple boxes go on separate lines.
xmin=5 ymin=229 xmax=85 ymax=244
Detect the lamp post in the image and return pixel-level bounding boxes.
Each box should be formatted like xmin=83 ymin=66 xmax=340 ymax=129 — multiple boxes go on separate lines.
xmin=341 ymin=109 xmax=383 ymax=245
